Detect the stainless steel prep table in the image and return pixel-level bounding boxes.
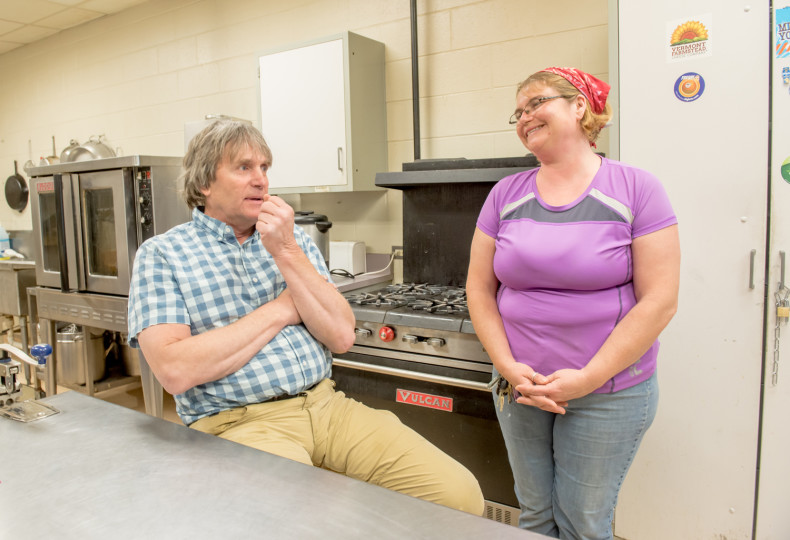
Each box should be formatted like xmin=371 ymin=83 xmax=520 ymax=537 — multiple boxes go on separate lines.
xmin=0 ymin=391 xmax=539 ymax=539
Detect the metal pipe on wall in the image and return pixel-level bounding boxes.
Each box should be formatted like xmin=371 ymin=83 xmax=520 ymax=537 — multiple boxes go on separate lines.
xmin=410 ymin=0 xmax=421 ymax=160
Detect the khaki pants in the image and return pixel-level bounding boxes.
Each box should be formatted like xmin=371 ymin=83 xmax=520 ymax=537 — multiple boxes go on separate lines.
xmin=190 ymin=379 xmax=484 ymax=515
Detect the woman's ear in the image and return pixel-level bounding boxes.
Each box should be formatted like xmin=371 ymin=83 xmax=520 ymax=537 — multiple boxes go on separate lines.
xmin=575 ymin=95 xmax=587 ymax=120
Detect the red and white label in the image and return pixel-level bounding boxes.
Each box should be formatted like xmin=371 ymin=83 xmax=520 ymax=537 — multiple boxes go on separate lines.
xmin=396 ymin=389 xmax=453 ymax=412
xmin=36 ymin=181 xmax=54 ymax=193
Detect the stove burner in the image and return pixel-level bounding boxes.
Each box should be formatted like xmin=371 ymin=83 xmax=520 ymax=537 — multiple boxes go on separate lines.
xmin=384 ymin=283 xmax=455 ymax=296
xmin=350 ymin=283 xmax=470 ymax=314
xmin=408 ymin=297 xmax=469 ymax=315
xmin=346 ymin=291 xmax=408 ymax=308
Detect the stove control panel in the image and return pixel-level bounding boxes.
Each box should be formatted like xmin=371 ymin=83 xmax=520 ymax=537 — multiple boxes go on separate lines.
xmin=350 ymin=321 xmax=490 ymax=364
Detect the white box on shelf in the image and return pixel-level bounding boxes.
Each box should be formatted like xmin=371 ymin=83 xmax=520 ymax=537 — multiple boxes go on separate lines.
xmin=329 ymin=241 xmax=366 ymax=274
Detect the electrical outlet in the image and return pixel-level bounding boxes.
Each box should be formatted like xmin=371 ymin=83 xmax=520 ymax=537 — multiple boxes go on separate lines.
xmin=391 ymin=245 xmax=404 ymax=259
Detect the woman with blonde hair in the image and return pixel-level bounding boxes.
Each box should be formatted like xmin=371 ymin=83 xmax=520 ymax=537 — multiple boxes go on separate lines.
xmin=467 ymin=67 xmax=680 ymax=539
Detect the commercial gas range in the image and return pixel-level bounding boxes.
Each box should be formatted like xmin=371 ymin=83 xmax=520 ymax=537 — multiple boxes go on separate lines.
xmin=334 ymin=282 xmax=517 ymax=524
xmin=332 ymin=159 xmax=540 ymax=526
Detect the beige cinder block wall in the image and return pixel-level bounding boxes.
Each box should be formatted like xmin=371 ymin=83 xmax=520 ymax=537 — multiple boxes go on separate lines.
xmin=0 ymin=0 xmax=609 ymax=281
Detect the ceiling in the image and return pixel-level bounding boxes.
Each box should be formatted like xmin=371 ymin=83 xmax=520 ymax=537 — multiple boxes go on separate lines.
xmin=0 ymin=0 xmax=151 ymax=56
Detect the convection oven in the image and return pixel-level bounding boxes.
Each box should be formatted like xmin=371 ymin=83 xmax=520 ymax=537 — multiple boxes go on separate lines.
xmin=28 ymin=156 xmax=188 ymax=296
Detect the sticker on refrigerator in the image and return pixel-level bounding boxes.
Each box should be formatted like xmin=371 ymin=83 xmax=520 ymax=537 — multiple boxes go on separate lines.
xmin=674 ymin=73 xmax=705 ymax=102
xmin=782 ymin=156 xmax=790 ymax=184
xmin=777 ymin=7 xmax=790 ymax=58
xmin=667 ymin=14 xmax=712 ymax=62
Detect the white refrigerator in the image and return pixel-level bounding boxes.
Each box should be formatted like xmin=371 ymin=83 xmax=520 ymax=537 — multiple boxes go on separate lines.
xmin=610 ymin=1 xmax=790 ymax=538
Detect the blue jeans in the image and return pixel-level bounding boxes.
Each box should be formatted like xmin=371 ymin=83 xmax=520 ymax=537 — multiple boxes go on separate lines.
xmin=494 ymin=372 xmax=658 ymax=540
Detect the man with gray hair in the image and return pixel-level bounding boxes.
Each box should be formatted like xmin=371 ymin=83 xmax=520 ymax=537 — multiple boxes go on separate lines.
xmin=128 ymin=119 xmax=484 ymax=514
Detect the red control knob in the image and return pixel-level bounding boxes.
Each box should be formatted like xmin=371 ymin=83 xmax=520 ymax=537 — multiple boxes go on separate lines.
xmin=379 ymin=326 xmax=395 ymax=342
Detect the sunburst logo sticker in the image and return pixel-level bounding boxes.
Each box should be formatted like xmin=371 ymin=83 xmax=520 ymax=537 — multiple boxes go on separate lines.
xmin=674 ymin=73 xmax=705 ymax=103
xmin=671 ymin=21 xmax=708 ymax=46
xmin=667 ymin=14 xmax=713 ymax=62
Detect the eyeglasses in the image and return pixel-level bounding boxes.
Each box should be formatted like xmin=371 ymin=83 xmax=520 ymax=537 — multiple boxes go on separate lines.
xmin=509 ymin=95 xmax=575 ymax=124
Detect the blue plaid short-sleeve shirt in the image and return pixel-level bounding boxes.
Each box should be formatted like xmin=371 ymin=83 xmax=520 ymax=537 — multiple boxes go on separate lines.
xmin=128 ymin=208 xmax=333 ymax=425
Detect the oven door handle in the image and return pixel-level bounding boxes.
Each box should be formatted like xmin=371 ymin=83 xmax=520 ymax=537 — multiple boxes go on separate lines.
xmin=332 ymin=357 xmax=491 ymax=393
xmin=53 ymin=174 xmax=70 ymax=292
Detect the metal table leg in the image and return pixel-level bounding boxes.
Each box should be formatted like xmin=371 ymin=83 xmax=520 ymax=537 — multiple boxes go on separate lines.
xmin=138 ymin=349 xmax=163 ymax=418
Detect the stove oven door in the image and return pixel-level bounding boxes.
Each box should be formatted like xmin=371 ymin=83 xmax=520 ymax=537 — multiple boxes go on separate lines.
xmin=331 ymin=348 xmax=519 ymax=524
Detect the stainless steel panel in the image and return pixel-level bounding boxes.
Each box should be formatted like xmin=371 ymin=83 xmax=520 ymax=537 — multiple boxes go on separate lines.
xmin=35 ymin=287 xmax=128 ymax=333
xmin=27 ymin=155 xmax=183 ymax=176
xmin=352 ymin=320 xmax=490 ymax=363
xmin=345 ymin=344 xmax=491 ymax=373
xmin=0 ymin=262 xmax=35 ymax=316
xmin=147 ymin=163 xmax=191 ymax=237
xmin=333 ymin=357 xmax=489 ymax=391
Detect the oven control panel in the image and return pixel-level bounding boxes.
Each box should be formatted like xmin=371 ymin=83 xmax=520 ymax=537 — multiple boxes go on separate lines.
xmin=135 ymin=168 xmax=154 ymax=242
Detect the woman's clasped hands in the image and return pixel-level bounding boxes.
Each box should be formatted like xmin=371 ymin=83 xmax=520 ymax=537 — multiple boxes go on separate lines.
xmin=509 ymin=364 xmax=600 ymax=414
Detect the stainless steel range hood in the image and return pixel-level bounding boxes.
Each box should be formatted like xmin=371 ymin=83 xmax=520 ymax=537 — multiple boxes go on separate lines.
xmin=375 ymin=156 xmax=539 ymax=188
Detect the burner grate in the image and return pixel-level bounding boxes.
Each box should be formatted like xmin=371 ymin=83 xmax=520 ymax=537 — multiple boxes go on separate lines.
xmin=346 ymin=291 xmax=408 ymax=308
xmin=349 ymin=283 xmax=470 ymax=315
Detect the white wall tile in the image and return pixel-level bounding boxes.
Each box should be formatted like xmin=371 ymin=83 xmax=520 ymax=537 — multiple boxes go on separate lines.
xmin=0 ymin=0 xmax=610 ymax=250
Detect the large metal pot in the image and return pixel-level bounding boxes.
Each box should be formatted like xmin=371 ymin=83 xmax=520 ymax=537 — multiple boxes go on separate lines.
xmin=119 ymin=333 xmax=141 ymax=376
xmin=294 ymin=211 xmax=331 ymax=265
xmin=56 ymin=325 xmax=105 ymax=385
xmin=60 ymin=139 xmax=81 ymax=162
xmin=71 ymin=135 xmax=116 ymax=161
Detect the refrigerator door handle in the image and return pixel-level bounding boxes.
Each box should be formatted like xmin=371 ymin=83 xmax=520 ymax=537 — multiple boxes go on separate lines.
xmin=750 ymin=249 xmax=757 ymax=290
xmin=779 ymin=250 xmax=786 ymax=290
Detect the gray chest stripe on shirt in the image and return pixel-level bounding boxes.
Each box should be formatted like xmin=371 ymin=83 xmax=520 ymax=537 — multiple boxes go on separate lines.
xmin=589 ymin=189 xmax=634 ymax=224
xmin=501 ymin=190 xmax=631 ymax=224
xmin=499 ymin=193 xmax=536 ymax=220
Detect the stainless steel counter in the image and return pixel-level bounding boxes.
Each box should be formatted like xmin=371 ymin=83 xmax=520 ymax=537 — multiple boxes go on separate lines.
xmin=332 ymin=252 xmax=394 ymax=293
xmin=0 ymin=391 xmax=539 ymax=539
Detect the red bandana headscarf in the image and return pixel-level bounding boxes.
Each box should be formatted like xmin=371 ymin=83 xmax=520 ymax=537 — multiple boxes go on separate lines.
xmin=540 ymin=67 xmax=610 ymax=114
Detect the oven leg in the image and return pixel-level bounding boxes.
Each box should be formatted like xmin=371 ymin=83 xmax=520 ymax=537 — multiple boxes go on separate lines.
xmin=41 ymin=318 xmax=58 ymax=397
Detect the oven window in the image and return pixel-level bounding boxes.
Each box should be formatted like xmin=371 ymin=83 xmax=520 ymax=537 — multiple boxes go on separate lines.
xmin=84 ymin=188 xmax=118 ymax=277
xmin=39 ymin=192 xmax=59 ymax=272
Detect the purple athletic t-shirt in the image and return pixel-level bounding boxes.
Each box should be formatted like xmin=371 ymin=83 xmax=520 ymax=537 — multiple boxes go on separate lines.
xmin=476 ymin=157 xmax=677 ymax=393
